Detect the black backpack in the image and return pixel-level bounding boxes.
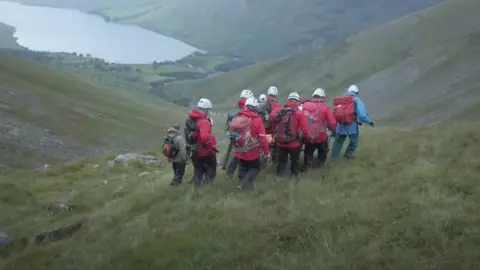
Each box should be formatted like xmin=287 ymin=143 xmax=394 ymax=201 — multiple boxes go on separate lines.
xmin=256 ymin=102 xmax=270 ymax=129
xmin=272 ymin=107 xmax=297 ymax=143
xmin=184 ymin=117 xmax=209 ymax=157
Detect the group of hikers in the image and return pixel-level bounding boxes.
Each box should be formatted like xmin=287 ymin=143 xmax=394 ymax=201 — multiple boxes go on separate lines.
xmin=163 ymin=85 xmax=374 ymax=190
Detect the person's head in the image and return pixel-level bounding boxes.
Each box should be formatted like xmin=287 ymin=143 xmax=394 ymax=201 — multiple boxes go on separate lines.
xmin=245 ymin=97 xmax=259 ymax=112
xmin=197 ymin=98 xmax=212 ymax=113
xmin=240 ymin=89 xmax=254 ymax=99
xmin=172 ymin=124 xmax=181 ymax=131
xmin=287 ymin=92 xmax=300 ymax=103
xmin=312 ymin=88 xmax=325 ymax=98
xmin=348 ymin=85 xmax=359 ymax=94
xmin=267 ymin=86 xmax=278 ymax=97
xmin=259 ymin=94 xmax=267 ymax=102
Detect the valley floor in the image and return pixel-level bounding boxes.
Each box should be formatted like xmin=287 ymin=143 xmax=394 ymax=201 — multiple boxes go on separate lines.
xmin=1 ymin=125 xmax=479 ymax=269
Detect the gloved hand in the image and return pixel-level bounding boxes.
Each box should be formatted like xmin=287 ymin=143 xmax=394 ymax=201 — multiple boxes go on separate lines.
xmin=264 ymin=154 xmax=271 ymax=160
xmin=370 ymin=120 xmax=375 ymax=127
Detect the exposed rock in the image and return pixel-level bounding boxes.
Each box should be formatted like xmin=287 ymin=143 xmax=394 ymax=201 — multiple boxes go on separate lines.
xmin=47 ymin=203 xmax=76 ymax=215
xmin=0 ymin=232 xmax=14 ymax=247
xmin=43 ymin=164 xmax=55 ymax=173
xmin=114 ymin=153 xmax=161 ymax=166
xmin=106 ymin=160 xmax=115 ymax=168
xmin=35 ymin=220 xmax=84 ymax=245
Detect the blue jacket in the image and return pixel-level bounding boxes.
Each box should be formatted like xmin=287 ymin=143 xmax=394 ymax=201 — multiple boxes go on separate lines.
xmin=336 ymin=91 xmax=373 ymax=135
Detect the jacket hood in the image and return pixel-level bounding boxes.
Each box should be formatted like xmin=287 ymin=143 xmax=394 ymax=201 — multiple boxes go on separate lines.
xmin=237 ymin=97 xmax=247 ymax=108
xmin=283 ymin=101 xmax=299 ymax=109
xmin=237 ymin=107 xmax=259 ymax=118
xmin=346 ymin=91 xmax=358 ymax=97
xmin=309 ymin=98 xmax=325 ymax=103
xmin=188 ymin=109 xmax=208 ymax=119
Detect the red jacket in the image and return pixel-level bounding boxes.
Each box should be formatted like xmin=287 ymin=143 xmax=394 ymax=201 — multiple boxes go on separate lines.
xmin=188 ymin=109 xmax=217 ymax=158
xmin=265 ymin=97 xmax=281 ymax=134
xmin=233 ymin=108 xmax=270 ymax=161
xmin=270 ymin=101 xmax=310 ymax=148
xmin=237 ymin=97 xmax=247 ymax=109
xmin=303 ymin=98 xmax=336 ymax=143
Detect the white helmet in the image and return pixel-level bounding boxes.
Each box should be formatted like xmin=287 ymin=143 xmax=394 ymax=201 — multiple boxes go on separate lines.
xmin=259 ymin=94 xmax=267 ymax=102
xmin=287 ymin=92 xmax=300 ymax=101
xmin=348 ymin=85 xmax=359 ymax=93
xmin=267 ymin=86 xmax=278 ymax=96
xmin=240 ymin=89 xmax=254 ymax=99
xmin=197 ymin=98 xmax=212 ymax=109
xmin=312 ymin=88 xmax=325 ymax=97
xmin=245 ymin=97 xmax=259 ymax=108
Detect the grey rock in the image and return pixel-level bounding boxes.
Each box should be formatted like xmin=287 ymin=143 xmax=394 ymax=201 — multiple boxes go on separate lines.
xmin=107 ymin=160 xmax=115 ymax=168
xmin=0 ymin=232 xmax=14 ymax=247
xmin=35 ymin=220 xmax=84 ymax=245
xmin=114 ymin=153 xmax=161 ymax=166
xmin=47 ymin=203 xmax=76 ymax=214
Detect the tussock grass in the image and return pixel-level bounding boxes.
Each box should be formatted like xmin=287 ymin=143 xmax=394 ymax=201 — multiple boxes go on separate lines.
xmin=1 ymin=124 xmax=480 ymax=269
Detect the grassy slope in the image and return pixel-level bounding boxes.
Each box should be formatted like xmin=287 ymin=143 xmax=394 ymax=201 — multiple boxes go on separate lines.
xmin=0 ymin=54 xmax=187 ymax=171
xmin=2 ymin=124 xmax=480 ymax=269
xmin=0 ymin=23 xmax=23 ymax=49
xmin=163 ymin=0 xmax=480 ymax=126
xmin=11 ymin=0 xmax=444 ymax=59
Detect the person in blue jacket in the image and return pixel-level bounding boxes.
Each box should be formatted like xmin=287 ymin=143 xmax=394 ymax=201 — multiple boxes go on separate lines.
xmin=331 ymin=85 xmax=375 ymax=161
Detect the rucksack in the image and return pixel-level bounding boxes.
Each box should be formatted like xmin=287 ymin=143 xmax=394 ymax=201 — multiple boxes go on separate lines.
xmin=256 ymin=102 xmax=270 ymax=129
xmin=184 ymin=117 xmax=205 ymax=157
xmin=333 ymin=95 xmax=356 ymax=125
xmin=226 ymin=108 xmax=240 ymax=130
xmin=272 ymin=107 xmax=298 ymax=144
xmin=228 ymin=114 xmax=259 ymax=152
xmin=303 ymin=102 xmax=326 ymax=141
xmin=162 ymin=134 xmax=179 ymax=158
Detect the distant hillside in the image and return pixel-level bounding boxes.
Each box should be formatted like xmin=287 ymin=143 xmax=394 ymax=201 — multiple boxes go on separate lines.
xmin=163 ymin=0 xmax=480 ymax=127
xmin=0 ymin=54 xmax=186 ymax=172
xmin=11 ymin=0 xmax=443 ymax=59
xmin=0 ymin=23 xmax=23 ymax=49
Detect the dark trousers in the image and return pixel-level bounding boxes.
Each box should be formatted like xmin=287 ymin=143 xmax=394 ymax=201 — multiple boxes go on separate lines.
xmin=276 ymin=146 xmax=302 ymax=177
xmin=303 ymin=139 xmax=329 ymax=169
xmin=226 ymin=156 xmax=239 ymax=178
xmin=171 ymin=162 xmax=186 ymax=182
xmin=270 ymin=144 xmax=278 ymax=164
xmin=238 ymin=158 xmax=261 ymax=188
xmin=192 ymin=155 xmax=217 ymax=185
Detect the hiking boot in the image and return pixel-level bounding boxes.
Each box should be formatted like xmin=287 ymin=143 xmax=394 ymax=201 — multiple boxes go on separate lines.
xmin=344 ymin=154 xmax=356 ymax=159
xmin=169 ymin=181 xmax=182 ymax=186
xmin=236 ymin=185 xmax=243 ymax=191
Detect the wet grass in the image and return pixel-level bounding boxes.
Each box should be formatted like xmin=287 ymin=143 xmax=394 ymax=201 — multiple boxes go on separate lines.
xmin=1 ymin=124 xmax=480 ymax=269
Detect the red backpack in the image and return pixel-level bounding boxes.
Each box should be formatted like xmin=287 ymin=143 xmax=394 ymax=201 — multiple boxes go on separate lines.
xmin=228 ymin=115 xmax=259 ymax=152
xmin=333 ymin=95 xmax=356 ymax=125
xmin=303 ymin=102 xmax=326 ymax=141
xmin=272 ymin=108 xmax=298 ymax=143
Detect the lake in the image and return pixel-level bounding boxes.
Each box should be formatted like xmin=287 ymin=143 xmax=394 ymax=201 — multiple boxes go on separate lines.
xmin=0 ymin=1 xmax=198 ymax=64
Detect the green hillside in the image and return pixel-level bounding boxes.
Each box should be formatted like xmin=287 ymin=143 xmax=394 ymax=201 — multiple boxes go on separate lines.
xmin=0 ymin=23 xmax=23 ymax=49
xmin=163 ymin=0 xmax=480 ymax=126
xmin=11 ymin=0 xmax=443 ymax=59
xmin=2 ymin=123 xmax=480 ymax=269
xmin=0 ymin=54 xmax=187 ymax=172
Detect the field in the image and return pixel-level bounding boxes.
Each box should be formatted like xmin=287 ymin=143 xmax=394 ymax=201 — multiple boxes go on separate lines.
xmin=0 ymin=53 xmax=188 ymax=172
xmin=1 ymin=124 xmax=480 ymax=269
xmin=162 ymin=0 xmax=480 ymax=126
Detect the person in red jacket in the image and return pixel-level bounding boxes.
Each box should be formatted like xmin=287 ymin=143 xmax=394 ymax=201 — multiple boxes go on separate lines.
xmin=225 ymin=89 xmax=254 ymax=179
xmin=302 ymin=88 xmax=336 ymax=170
xmin=270 ymin=92 xmax=310 ymax=178
xmin=264 ymin=86 xmax=282 ymax=163
xmin=230 ymin=97 xmax=270 ymax=190
xmin=186 ymin=98 xmax=218 ymax=186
